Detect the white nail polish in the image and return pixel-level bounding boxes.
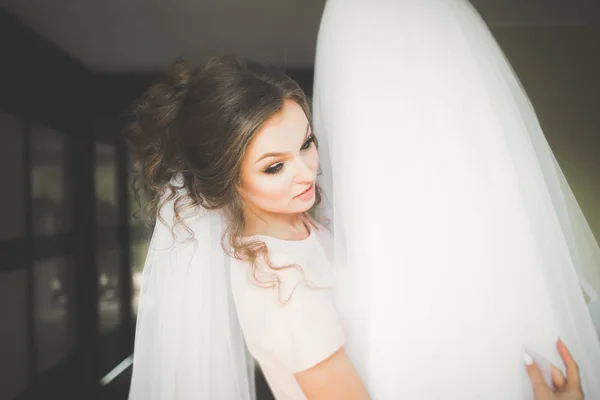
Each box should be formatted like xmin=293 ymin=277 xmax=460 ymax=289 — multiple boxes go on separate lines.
xmin=523 ymin=352 xmax=534 ymax=366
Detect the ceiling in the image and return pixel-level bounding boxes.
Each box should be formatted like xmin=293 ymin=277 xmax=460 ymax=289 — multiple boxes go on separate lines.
xmin=2 ymin=0 xmax=599 ymax=73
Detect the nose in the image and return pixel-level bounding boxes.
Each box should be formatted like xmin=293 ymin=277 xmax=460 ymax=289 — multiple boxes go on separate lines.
xmin=294 ymin=157 xmax=314 ymax=184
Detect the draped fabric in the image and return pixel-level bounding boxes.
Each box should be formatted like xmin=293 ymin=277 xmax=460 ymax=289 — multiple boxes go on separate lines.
xmin=313 ymin=0 xmax=600 ymax=398
xmin=129 ymin=180 xmax=256 ymax=400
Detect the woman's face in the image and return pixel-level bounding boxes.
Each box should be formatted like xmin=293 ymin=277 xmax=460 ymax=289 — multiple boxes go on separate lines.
xmin=239 ymin=100 xmax=319 ymax=216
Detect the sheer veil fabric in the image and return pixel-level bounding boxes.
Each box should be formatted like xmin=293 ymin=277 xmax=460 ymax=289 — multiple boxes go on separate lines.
xmin=313 ymin=0 xmax=600 ymax=398
xmin=128 ymin=179 xmax=256 ymax=399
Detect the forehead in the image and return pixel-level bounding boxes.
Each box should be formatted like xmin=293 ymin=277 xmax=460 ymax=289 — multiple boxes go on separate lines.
xmin=246 ymin=100 xmax=309 ymax=157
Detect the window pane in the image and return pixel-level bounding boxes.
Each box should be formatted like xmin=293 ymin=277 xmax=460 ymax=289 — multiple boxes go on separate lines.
xmin=0 ymin=113 xmax=26 ymax=239
xmin=0 ymin=269 xmax=29 ymax=399
xmin=97 ymin=240 xmax=122 ymax=334
xmin=95 ymin=143 xmax=119 ymax=227
xmin=34 ymin=257 xmax=77 ymax=373
xmin=31 ymin=125 xmax=72 ymax=235
xmin=97 ymin=236 xmax=125 ymax=377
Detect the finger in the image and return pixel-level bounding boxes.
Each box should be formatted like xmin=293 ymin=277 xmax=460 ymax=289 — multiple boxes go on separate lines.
xmin=557 ymin=339 xmax=581 ymax=389
xmin=550 ymin=364 xmax=566 ymax=390
xmin=524 ymin=353 xmax=551 ymax=396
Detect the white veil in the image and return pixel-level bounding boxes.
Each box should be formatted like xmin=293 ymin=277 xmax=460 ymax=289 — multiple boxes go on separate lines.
xmin=128 ymin=179 xmax=256 ymax=399
xmin=313 ymin=0 xmax=600 ymax=398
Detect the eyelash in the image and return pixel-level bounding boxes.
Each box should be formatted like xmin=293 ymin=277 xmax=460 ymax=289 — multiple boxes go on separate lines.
xmin=300 ymin=134 xmax=315 ymax=150
xmin=264 ymin=134 xmax=315 ymax=175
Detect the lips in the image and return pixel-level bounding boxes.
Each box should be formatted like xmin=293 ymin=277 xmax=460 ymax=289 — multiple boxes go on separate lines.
xmin=295 ymin=183 xmax=314 ymax=198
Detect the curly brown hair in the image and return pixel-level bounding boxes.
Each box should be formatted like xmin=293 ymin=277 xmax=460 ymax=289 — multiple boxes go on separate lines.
xmin=124 ymin=54 xmax=322 ymax=293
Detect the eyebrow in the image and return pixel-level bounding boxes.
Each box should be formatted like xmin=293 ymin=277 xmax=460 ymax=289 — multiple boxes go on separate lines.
xmin=254 ymin=124 xmax=312 ymax=164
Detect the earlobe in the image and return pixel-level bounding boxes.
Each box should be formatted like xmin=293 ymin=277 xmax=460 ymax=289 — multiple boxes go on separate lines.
xmin=236 ymin=181 xmax=253 ymax=207
xmin=236 ymin=184 xmax=247 ymax=201
xmin=236 ymin=173 xmax=246 ymax=194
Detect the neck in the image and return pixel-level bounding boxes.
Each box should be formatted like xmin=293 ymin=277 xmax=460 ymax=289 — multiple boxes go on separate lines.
xmin=244 ymin=207 xmax=309 ymax=240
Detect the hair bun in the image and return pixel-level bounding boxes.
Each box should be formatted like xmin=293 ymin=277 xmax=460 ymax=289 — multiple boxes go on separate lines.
xmin=123 ymin=58 xmax=195 ymax=211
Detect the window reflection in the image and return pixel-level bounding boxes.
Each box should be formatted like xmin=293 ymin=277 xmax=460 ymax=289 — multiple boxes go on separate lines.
xmin=34 ymin=257 xmax=76 ymax=373
xmin=95 ymin=142 xmax=123 ymax=333
xmin=97 ymin=245 xmax=122 ymax=333
xmin=31 ymin=125 xmax=72 ymax=235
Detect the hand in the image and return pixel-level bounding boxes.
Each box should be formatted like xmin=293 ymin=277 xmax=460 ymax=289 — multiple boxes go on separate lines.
xmin=525 ymin=339 xmax=584 ymax=400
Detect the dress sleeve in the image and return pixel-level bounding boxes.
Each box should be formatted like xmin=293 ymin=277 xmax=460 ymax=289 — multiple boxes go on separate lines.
xmin=262 ymin=285 xmax=346 ymax=373
xmin=232 ymin=265 xmax=346 ymax=374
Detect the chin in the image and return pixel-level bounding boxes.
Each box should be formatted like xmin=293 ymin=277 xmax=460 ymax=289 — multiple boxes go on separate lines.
xmin=292 ymin=198 xmax=317 ymax=214
xmin=273 ymin=198 xmax=316 ymax=215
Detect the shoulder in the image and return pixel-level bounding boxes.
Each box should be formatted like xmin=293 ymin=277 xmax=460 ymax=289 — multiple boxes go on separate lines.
xmin=230 ymin=225 xmax=333 ymax=296
xmin=229 ymin=254 xmax=346 ymax=373
xmin=229 ymin=250 xmax=305 ymax=308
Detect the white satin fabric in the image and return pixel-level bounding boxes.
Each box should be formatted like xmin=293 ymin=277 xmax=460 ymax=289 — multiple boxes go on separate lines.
xmin=313 ymin=0 xmax=600 ymax=398
xmin=128 ymin=182 xmax=256 ymax=400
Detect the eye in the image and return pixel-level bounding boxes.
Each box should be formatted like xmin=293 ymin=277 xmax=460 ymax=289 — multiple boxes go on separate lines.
xmin=300 ymin=134 xmax=315 ymax=151
xmin=264 ymin=163 xmax=284 ymax=174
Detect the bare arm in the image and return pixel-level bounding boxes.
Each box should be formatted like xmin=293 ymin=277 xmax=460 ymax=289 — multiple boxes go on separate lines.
xmin=294 ymin=347 xmax=371 ymax=400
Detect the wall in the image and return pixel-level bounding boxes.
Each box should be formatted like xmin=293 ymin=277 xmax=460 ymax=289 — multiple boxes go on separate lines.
xmin=493 ymin=25 xmax=600 ymax=242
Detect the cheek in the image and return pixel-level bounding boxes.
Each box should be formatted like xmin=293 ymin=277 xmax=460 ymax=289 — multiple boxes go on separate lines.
xmin=243 ymin=172 xmax=294 ymax=205
xmin=308 ymin=148 xmax=319 ymax=173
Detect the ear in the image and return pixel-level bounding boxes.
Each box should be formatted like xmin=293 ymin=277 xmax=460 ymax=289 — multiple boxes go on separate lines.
xmin=235 ymin=179 xmax=249 ymax=203
xmin=236 ymin=187 xmax=247 ymax=202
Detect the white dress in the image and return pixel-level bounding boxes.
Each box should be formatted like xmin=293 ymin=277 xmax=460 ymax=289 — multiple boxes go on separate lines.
xmin=313 ymin=0 xmax=600 ymax=398
xmin=230 ymin=224 xmax=346 ymax=400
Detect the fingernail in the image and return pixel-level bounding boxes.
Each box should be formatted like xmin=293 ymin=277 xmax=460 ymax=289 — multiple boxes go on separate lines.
xmin=523 ymin=352 xmax=534 ymax=366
